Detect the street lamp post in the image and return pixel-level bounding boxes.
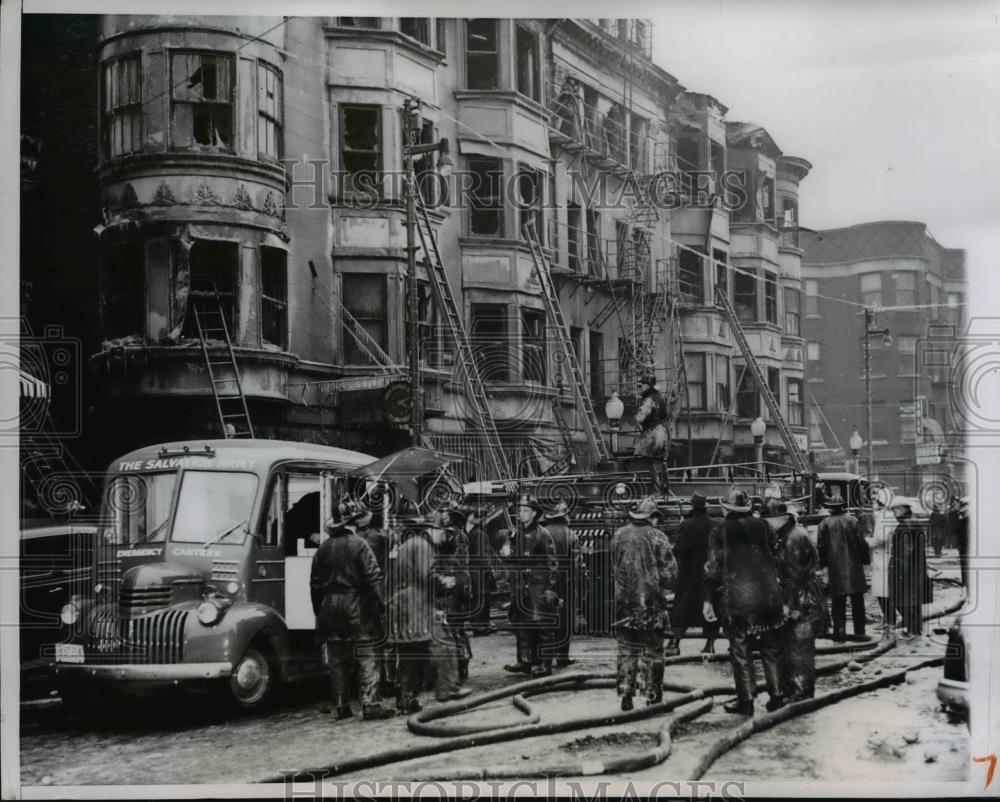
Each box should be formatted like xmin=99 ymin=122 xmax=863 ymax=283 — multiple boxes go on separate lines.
xmin=849 ymin=429 xmax=863 ymax=475
xmin=863 ymin=307 xmax=892 ymax=481
xmin=402 ymin=98 xmax=453 ymax=447
xmin=605 ymin=390 xmax=624 ymax=457
xmin=751 ymin=416 xmax=766 ymax=478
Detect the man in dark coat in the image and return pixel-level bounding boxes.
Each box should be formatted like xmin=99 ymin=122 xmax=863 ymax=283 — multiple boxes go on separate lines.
xmin=430 ymin=506 xmax=473 ymax=684
xmin=462 ymin=502 xmax=498 ymax=635
xmin=504 ymin=494 xmax=560 ymax=678
xmin=613 ymin=497 xmax=678 ymax=711
xmin=765 ymin=500 xmax=828 ymax=702
xmin=948 ymin=497 xmax=970 ymax=591
xmin=355 ymin=506 xmax=394 ymax=694
xmin=817 ymin=492 xmax=868 ymax=641
xmin=703 ymin=488 xmax=786 ymax=716
xmin=541 ymin=500 xmax=579 ymax=668
xmin=929 ymin=504 xmax=948 ymax=559
xmin=385 ymin=518 xmax=470 ymax=715
xmin=665 ymin=492 xmax=719 ymax=656
xmin=888 ymin=501 xmax=932 ymax=638
xmin=310 ymin=500 xmax=393 ymax=720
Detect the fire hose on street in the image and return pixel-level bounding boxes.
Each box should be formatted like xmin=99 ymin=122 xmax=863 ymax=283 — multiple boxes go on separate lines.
xmin=260 ymin=592 xmax=965 ymax=785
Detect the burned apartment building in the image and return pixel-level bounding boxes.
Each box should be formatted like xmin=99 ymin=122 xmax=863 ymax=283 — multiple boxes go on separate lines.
xmin=801 ymin=222 xmax=967 ymax=494
xmin=20 ymin=15 xmax=812 ymax=479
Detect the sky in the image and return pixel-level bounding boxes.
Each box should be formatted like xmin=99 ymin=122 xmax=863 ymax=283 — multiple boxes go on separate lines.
xmin=650 ymin=0 xmax=1000 ymax=294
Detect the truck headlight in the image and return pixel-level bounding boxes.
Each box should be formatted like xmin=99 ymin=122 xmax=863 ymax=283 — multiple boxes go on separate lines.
xmin=60 ymin=602 xmax=79 ymax=625
xmin=197 ymin=600 xmax=222 ymax=626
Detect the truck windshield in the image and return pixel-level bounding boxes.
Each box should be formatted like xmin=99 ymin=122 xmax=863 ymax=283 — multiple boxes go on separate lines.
xmin=171 ymin=471 xmax=258 ymax=544
xmin=103 ymin=472 xmax=178 ymax=545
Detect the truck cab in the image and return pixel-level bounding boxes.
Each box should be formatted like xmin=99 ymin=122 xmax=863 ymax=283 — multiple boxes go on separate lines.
xmin=53 ymin=439 xmax=377 ymax=711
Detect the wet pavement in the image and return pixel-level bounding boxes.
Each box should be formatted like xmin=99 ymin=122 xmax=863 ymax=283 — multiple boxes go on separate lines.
xmin=19 ymin=566 xmax=969 ymax=788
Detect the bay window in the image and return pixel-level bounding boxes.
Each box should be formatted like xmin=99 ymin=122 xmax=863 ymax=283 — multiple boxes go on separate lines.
xmin=521 ymin=309 xmax=547 ymax=383
xmin=784 ymin=286 xmax=800 ymax=335
xmin=257 ymin=62 xmax=283 ymax=159
xmin=471 ymin=304 xmax=509 ymax=381
xmin=341 ymin=273 xmax=387 ymax=365
xmin=468 ymin=158 xmax=504 ymax=236
xmin=686 ymin=353 xmax=706 ymax=410
xmin=340 ymin=104 xmax=382 ymax=197
xmin=764 ymin=272 xmax=777 ymax=323
xmin=787 ymin=379 xmax=803 ymax=426
xmin=260 ymin=247 xmax=287 ymax=349
xmin=734 ymin=268 xmax=757 ymax=322
xmin=466 ymin=19 xmax=500 ymax=90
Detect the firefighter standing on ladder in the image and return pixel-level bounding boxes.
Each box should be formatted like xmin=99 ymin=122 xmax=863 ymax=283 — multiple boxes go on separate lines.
xmin=633 ymin=373 xmax=669 ymax=489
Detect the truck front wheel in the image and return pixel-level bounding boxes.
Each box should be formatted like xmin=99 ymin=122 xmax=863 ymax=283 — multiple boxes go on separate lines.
xmin=227 ymin=644 xmax=277 ymax=712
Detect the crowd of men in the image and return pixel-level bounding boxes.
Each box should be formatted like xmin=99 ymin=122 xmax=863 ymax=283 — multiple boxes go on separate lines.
xmin=309 ymin=483 xmax=969 ymax=721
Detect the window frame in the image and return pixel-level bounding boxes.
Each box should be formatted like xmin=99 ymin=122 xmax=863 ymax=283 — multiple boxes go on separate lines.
xmin=783 ymin=286 xmax=801 ymax=336
xmin=184 ymin=239 xmax=240 ymax=338
xmin=467 ymin=157 xmax=505 ymax=237
xmin=470 ymin=303 xmax=510 ymax=382
xmin=735 ymin=364 xmax=759 ymax=419
xmin=895 ymin=271 xmax=917 ymax=306
xmin=806 ymin=341 xmax=821 ymax=362
xmin=169 ymin=50 xmax=235 ymax=153
xmin=787 ymin=378 xmax=803 ymax=426
xmin=339 ymin=103 xmax=383 ymax=198
xmin=805 ymin=278 xmax=819 ymax=316
xmin=465 ymin=18 xmax=501 ymax=91
xmin=256 ymin=61 xmax=283 ymax=160
xmin=515 ymin=24 xmax=540 ymax=101
xmin=715 ymin=354 xmax=731 ymax=413
xmin=764 ymin=272 xmax=778 ymax=324
xmin=515 ymin=165 xmax=544 ymax=241
xmin=521 ymin=308 xmax=547 ymax=384
xmin=260 ymin=246 xmax=288 ymax=350
xmin=400 ymin=18 xmax=431 ymax=46
xmin=860 ymin=272 xmax=882 ymax=307
xmin=102 ymin=52 xmax=143 ymax=159
xmin=734 ymin=268 xmax=757 ymax=323
xmin=685 ymin=352 xmax=707 ymax=411
xmin=588 ymin=329 xmax=604 ymax=400
xmin=341 ymin=272 xmax=389 ymax=366
xmin=103 ymin=240 xmax=145 ymax=339
xmin=678 ymin=247 xmax=705 ymax=305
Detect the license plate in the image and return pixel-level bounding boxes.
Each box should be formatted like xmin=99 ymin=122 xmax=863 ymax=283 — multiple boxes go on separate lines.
xmin=55 ymin=643 xmax=84 ymax=664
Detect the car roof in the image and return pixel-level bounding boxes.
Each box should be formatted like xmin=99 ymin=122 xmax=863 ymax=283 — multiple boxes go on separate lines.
xmin=20 ymin=521 xmax=98 ymax=539
xmin=108 ymin=438 xmax=378 ymax=472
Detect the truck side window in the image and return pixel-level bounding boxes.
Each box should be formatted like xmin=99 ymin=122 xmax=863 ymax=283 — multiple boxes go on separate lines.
xmin=284 ymin=473 xmax=325 ymax=555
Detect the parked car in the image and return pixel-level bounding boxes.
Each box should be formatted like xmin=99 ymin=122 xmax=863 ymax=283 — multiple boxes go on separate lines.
xmin=20 ymin=520 xmax=97 ymax=697
xmin=936 ymin=615 xmax=969 ymax=723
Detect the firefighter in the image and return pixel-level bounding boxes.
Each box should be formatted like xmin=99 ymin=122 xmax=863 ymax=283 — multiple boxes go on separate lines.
xmin=665 ymin=492 xmax=720 ymax=656
xmin=309 ymin=499 xmax=394 ymax=721
xmin=355 ymin=503 xmax=394 ymax=696
xmin=430 ymin=506 xmax=473 ymax=684
xmin=503 ymin=494 xmax=560 ymax=678
xmin=612 ymin=497 xmax=677 ymax=711
xmin=386 ymin=517 xmax=471 ymax=716
xmin=541 ymin=499 xmax=579 ymax=668
xmin=462 ymin=500 xmax=499 ymax=635
xmin=633 ymin=373 xmax=669 ymax=489
xmin=703 ymin=488 xmax=786 ymax=716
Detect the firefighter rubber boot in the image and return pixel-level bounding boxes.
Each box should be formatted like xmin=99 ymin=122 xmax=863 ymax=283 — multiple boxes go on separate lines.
xmin=647 ymin=662 xmax=664 ymax=705
xmin=362 ymin=704 xmax=396 ymax=720
xmin=335 ymin=705 xmax=354 ymax=720
xmin=621 ymin=694 xmax=634 ymax=712
xmin=664 ymin=638 xmax=681 ymax=657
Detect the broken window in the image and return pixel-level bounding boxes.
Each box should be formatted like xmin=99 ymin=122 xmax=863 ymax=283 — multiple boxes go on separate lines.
xmin=713 ymin=249 xmax=729 ymax=302
xmin=470 ymin=304 xmax=509 ymax=381
xmin=675 ymin=136 xmax=701 ymax=193
xmin=411 ymin=118 xmax=438 ymax=202
xmin=185 ymin=240 xmax=239 ymax=339
xmin=340 ymin=104 xmax=382 ymax=197
xmin=341 ymin=273 xmax=387 ymax=365
xmin=709 ymin=140 xmax=725 ymax=194
xmin=784 ymin=286 xmax=801 ymax=336
xmin=171 ymin=52 xmax=233 ymax=151
xmin=629 ymin=113 xmax=646 ymax=172
xmin=731 ymin=170 xmax=755 ymax=223
xmin=860 ymin=272 xmax=882 ymax=307
xmin=766 ymin=367 xmax=780 ymax=418
xmin=516 ymin=167 xmax=544 ymax=242
xmin=260 ymin=246 xmax=287 ymax=349
xmin=685 ymin=353 xmax=706 ymax=410
xmin=400 ymin=18 xmax=430 ymax=45
xmin=521 ymin=309 xmax=546 ymax=383
xmin=582 ymin=83 xmax=600 ymax=150
xmin=468 ymin=157 xmax=504 ymax=236
xmin=780 ymin=198 xmax=798 ymax=246
xmin=103 ymin=241 xmax=144 ymax=338
xmin=759 ymin=176 xmax=775 ymax=223
xmin=787 ymin=378 xmax=803 ymax=426
xmin=678 ymin=248 xmax=705 ymax=305
xmin=589 ymin=330 xmax=604 ymax=399
xmin=405 ymin=282 xmax=440 ymax=367
xmin=586 ymin=208 xmax=603 ymax=276
xmin=715 ymin=354 xmax=731 ymax=412
xmin=466 ymin=19 xmax=499 ymax=90
xmin=257 ymin=62 xmax=283 ymax=159
xmin=567 ymin=203 xmax=581 ymax=272
xmin=102 ymin=54 xmax=142 ymax=158
xmin=764 ymin=271 xmax=777 ymax=323
xmin=735 ymin=364 xmax=758 ymax=418
xmin=516 ymin=25 xmax=539 ymax=101
xmin=734 ymin=268 xmax=757 ymax=322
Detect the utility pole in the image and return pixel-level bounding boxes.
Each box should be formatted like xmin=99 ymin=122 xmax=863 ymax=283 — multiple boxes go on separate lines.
xmin=864 ymin=306 xmax=891 ymax=481
xmin=403 ymin=98 xmax=422 ymax=447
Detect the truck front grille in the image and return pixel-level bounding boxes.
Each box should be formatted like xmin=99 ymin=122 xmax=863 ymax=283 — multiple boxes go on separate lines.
xmin=119 ymin=585 xmax=173 ymax=615
xmin=88 ymin=608 xmax=188 ymax=664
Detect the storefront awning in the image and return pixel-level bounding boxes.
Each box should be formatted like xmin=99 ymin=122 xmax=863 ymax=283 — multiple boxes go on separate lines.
xmin=19 ymin=370 xmax=48 ymax=399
